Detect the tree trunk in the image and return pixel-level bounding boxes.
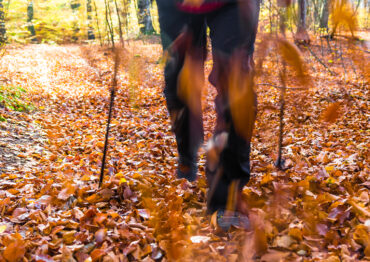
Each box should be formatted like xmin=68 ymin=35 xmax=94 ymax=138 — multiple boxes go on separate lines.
xmin=320 ymin=0 xmax=329 ymax=30
xmin=295 ymin=0 xmax=310 ymax=44
xmin=71 ymin=0 xmax=81 ymax=42
xmin=93 ymin=0 xmax=103 ymax=46
xmin=113 ymin=0 xmax=123 ymax=43
xmin=104 ymin=0 xmax=115 ymax=47
xmin=137 ymin=0 xmax=155 ymax=35
xmin=27 ymin=0 xmax=37 ymax=42
xmin=87 ymin=0 xmax=95 ymax=40
xmin=0 ymin=0 xmax=6 ymax=44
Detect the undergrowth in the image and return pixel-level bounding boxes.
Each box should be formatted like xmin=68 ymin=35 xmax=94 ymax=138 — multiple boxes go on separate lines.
xmin=0 ymin=85 xmax=34 ymax=115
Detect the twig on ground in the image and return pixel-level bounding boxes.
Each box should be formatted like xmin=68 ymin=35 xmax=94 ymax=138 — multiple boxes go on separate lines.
xmin=257 ymin=83 xmax=310 ymax=90
xmin=303 ymin=43 xmax=336 ymax=76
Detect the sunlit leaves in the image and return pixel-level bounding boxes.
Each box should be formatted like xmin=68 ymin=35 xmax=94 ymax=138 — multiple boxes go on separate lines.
xmin=331 ymin=0 xmax=358 ymax=36
xmin=0 ymin=28 xmax=368 ymax=261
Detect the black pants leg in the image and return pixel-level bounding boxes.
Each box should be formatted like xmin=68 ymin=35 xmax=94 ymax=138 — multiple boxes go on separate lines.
xmin=157 ymin=0 xmax=206 ymax=179
xmin=157 ymin=0 xmax=260 ymax=211
xmin=206 ymin=2 xmax=260 ymax=213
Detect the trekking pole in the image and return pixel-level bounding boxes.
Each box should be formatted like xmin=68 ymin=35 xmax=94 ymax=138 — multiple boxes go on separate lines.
xmin=275 ymin=81 xmax=286 ymax=170
xmin=99 ymin=50 xmax=119 ymax=187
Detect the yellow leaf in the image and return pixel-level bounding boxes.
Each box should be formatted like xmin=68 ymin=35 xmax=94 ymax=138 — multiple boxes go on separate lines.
xmin=81 ymin=174 xmax=91 ymax=181
xmin=0 ymin=224 xmax=7 ymax=233
xmin=261 ymin=173 xmax=273 ymax=185
xmin=325 ymin=166 xmax=335 ymax=172
xmin=353 ymin=225 xmax=370 ymax=246
xmin=115 ymin=172 xmax=124 ymax=178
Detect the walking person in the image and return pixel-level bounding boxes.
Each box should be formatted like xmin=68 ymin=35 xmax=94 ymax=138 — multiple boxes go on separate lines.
xmin=157 ymin=0 xmax=260 ymax=230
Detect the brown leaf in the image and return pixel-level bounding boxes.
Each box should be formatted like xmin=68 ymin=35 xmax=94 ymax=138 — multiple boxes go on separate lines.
xmin=321 ymin=102 xmax=341 ymax=123
xmin=255 ymin=228 xmax=268 ymax=255
xmin=348 ymin=199 xmax=370 ymax=218
xmin=57 ymin=184 xmax=76 ymax=201
xmin=91 ymin=248 xmax=106 ymax=262
xmin=62 ymin=230 xmax=76 ymax=245
xmin=12 ymin=208 xmax=27 ymax=219
xmin=260 ymin=250 xmax=289 ymax=262
xmin=95 ymin=228 xmax=107 ymax=244
xmin=98 ymin=188 xmax=114 ymax=201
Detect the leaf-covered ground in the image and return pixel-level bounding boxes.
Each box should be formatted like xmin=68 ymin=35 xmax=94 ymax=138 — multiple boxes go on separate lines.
xmin=0 ymin=35 xmax=368 ymax=261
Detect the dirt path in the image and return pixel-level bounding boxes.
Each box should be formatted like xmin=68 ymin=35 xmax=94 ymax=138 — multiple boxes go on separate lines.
xmin=0 ymin=41 xmax=369 ymax=261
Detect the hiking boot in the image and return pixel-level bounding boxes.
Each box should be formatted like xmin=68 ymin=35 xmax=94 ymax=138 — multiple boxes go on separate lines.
xmin=176 ymin=156 xmax=197 ymax=182
xmin=213 ymin=209 xmax=251 ymax=232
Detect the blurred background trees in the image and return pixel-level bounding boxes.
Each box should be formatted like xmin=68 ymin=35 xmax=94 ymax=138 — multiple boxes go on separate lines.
xmin=0 ymin=0 xmax=368 ymax=45
xmin=0 ymin=0 xmax=6 ymax=44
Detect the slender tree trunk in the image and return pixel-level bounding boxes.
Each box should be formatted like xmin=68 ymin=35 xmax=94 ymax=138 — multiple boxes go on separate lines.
xmin=0 ymin=0 xmax=6 ymax=43
xmin=320 ymin=0 xmax=329 ymax=30
xmin=87 ymin=0 xmax=95 ymax=40
xmin=113 ymin=0 xmax=123 ymax=43
xmin=312 ymin=0 xmax=320 ymax=31
xmin=104 ymin=0 xmax=115 ymax=47
xmin=121 ymin=0 xmax=129 ymax=38
xmin=295 ymin=0 xmax=310 ymax=44
xmin=137 ymin=0 xmax=155 ymax=35
xmin=71 ymin=0 xmax=81 ymax=42
xmin=93 ymin=0 xmax=103 ymax=46
xmin=27 ymin=0 xmax=37 ymax=42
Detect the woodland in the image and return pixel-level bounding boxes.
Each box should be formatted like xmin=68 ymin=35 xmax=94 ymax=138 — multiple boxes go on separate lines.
xmin=0 ymin=0 xmax=369 ymax=261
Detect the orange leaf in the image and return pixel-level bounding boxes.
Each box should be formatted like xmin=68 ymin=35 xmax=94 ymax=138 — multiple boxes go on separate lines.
xmin=91 ymin=248 xmax=106 ymax=262
xmin=3 ymin=239 xmax=26 ymax=262
xmin=321 ymin=102 xmax=341 ymax=123
xmin=277 ymin=38 xmax=309 ymax=85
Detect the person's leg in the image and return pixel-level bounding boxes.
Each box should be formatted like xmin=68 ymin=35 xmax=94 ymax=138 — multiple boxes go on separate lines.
xmin=157 ymin=0 xmax=207 ymax=181
xmin=206 ymin=1 xmax=260 ymax=213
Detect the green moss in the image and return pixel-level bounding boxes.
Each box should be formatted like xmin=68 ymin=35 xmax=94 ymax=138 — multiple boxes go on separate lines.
xmin=0 ymin=85 xmax=34 ymax=113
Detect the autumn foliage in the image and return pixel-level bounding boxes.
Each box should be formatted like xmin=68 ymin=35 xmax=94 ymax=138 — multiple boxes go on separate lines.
xmin=0 ymin=2 xmax=369 ymax=261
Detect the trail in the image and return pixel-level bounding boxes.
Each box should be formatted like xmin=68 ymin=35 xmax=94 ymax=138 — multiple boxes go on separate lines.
xmin=0 ymin=40 xmax=368 ymax=261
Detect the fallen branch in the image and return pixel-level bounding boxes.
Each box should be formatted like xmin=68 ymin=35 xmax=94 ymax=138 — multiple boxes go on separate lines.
xmin=257 ymin=83 xmax=310 ymax=91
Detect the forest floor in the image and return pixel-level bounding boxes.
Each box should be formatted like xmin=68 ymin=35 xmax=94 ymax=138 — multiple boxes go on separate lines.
xmin=0 ymin=34 xmax=369 ymax=261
